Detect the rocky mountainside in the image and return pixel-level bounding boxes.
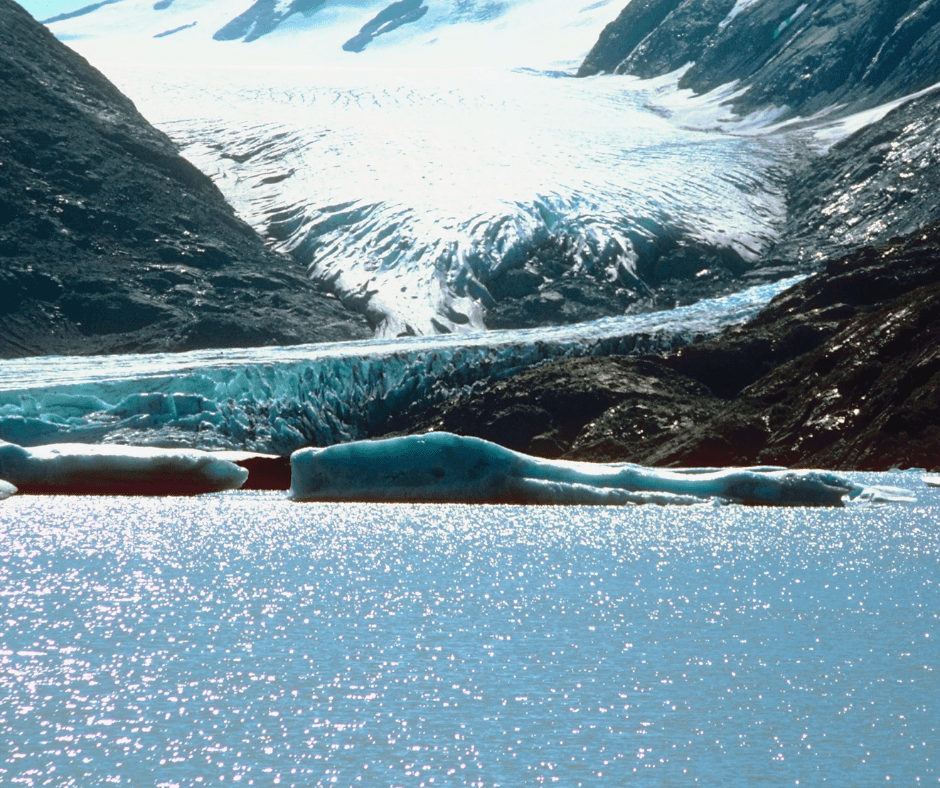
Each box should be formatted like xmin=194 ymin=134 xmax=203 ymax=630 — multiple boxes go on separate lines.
xmin=775 ymin=87 xmax=940 ymax=266
xmin=579 ymin=0 xmax=940 ymax=119
xmin=393 ymin=76 xmax=940 ymax=471
xmin=401 ymin=217 xmax=940 ymax=471
xmin=401 ymin=0 xmax=940 ymax=471
xmin=0 ymin=0 xmax=370 ymax=358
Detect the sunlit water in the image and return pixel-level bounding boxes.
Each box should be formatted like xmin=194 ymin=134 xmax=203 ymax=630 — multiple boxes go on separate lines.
xmin=2 ymin=474 xmax=937 ymax=786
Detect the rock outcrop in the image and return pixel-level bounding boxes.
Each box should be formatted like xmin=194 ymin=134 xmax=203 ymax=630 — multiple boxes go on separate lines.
xmin=405 ymin=218 xmax=940 ymax=471
xmin=579 ymin=0 xmax=940 ymax=120
xmin=775 ymin=87 xmax=940 ymax=266
xmin=0 ymin=0 xmax=371 ymax=358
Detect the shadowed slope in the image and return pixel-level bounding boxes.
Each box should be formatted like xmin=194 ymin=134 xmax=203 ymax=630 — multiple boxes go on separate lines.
xmin=0 ymin=0 xmax=370 ymax=358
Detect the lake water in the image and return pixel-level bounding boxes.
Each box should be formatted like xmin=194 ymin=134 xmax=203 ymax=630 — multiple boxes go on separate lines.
xmin=1 ymin=475 xmax=938 ymax=786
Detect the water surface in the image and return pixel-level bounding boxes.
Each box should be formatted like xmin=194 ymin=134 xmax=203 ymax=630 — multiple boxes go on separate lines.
xmin=1 ymin=477 xmax=937 ymax=786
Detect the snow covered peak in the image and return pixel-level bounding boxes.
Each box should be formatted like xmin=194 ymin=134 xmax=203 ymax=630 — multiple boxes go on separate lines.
xmin=34 ymin=0 xmax=623 ymax=70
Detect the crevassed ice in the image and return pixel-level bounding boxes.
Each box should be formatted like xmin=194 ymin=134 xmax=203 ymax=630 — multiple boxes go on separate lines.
xmin=124 ymin=66 xmax=791 ymax=336
xmin=47 ymin=0 xmax=796 ymax=337
xmin=0 ymin=279 xmax=801 ymax=455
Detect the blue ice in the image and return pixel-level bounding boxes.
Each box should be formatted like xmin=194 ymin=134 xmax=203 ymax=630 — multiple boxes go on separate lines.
xmin=0 ymin=440 xmax=248 ymax=495
xmin=289 ymin=432 xmax=909 ymax=507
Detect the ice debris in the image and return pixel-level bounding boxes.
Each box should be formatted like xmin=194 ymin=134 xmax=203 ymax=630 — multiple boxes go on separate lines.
xmin=0 ymin=479 xmax=16 ymax=500
xmin=289 ymin=432 xmax=904 ymax=507
xmin=0 ymin=440 xmax=248 ymax=495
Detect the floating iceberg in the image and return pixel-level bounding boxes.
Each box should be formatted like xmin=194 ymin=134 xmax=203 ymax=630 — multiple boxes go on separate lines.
xmin=289 ymin=432 xmax=901 ymax=507
xmin=0 ymin=479 xmax=16 ymax=500
xmin=0 ymin=440 xmax=248 ymax=495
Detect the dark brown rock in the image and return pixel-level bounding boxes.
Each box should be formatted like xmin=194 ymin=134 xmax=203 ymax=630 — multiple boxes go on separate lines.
xmin=386 ymin=355 xmax=721 ymax=462
xmin=406 ymin=222 xmax=940 ymax=471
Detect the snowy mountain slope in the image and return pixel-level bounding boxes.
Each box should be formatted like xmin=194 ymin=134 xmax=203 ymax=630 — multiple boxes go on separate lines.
xmin=0 ymin=0 xmax=371 ymax=358
xmin=39 ymin=0 xmax=621 ymax=69
xmin=580 ymin=0 xmax=940 ymax=119
xmin=26 ymin=0 xmax=809 ymax=337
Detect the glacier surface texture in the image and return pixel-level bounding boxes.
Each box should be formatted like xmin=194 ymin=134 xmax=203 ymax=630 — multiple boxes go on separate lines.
xmin=38 ymin=0 xmax=811 ymax=336
xmin=0 ymin=281 xmax=799 ymax=455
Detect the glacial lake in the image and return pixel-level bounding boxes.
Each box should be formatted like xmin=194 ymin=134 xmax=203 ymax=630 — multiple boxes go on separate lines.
xmin=1 ymin=473 xmax=938 ymax=786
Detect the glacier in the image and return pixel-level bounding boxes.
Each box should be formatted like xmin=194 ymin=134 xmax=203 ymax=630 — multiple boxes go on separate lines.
xmin=289 ymin=431 xmax=911 ymax=506
xmin=36 ymin=0 xmax=806 ymax=337
xmin=0 ymin=279 xmax=799 ymax=456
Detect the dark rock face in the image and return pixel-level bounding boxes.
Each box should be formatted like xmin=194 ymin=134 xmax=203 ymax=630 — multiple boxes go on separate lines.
xmin=651 ymin=227 xmax=940 ymax=470
xmin=415 ymin=222 xmax=940 ymax=471
xmin=775 ymin=87 xmax=940 ymax=267
xmin=482 ymin=228 xmax=763 ymax=331
xmin=385 ymin=355 xmax=722 ymax=460
xmin=579 ymin=0 xmax=940 ymax=119
xmin=0 ymin=0 xmax=370 ymax=358
xmin=213 ymin=0 xmax=325 ymax=43
xmin=342 ymin=0 xmax=429 ymax=53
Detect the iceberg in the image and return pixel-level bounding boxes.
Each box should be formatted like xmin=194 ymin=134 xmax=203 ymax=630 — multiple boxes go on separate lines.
xmin=0 ymin=440 xmax=248 ymax=495
xmin=289 ymin=432 xmax=899 ymax=507
xmin=0 ymin=479 xmax=16 ymax=500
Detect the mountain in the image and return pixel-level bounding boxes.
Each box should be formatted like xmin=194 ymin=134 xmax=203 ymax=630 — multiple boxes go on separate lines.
xmin=31 ymin=0 xmax=803 ymax=337
xmin=364 ymin=0 xmax=940 ymax=470
xmin=578 ymin=0 xmax=940 ymax=119
xmin=396 ymin=87 xmax=940 ymax=471
xmin=0 ymin=0 xmax=370 ymax=358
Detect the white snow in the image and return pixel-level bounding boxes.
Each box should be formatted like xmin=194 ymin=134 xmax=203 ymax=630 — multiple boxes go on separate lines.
xmin=0 ymin=440 xmax=248 ymax=494
xmin=718 ymin=0 xmax=766 ymax=31
xmin=289 ymin=431 xmax=910 ymax=506
xmin=0 ymin=479 xmax=16 ymax=500
xmin=28 ymin=0 xmax=797 ymax=337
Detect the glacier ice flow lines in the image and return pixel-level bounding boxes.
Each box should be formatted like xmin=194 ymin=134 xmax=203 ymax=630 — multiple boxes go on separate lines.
xmin=126 ymin=66 xmax=795 ymax=336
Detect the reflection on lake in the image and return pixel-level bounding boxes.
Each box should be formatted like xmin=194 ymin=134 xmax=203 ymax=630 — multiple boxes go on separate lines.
xmin=1 ymin=476 xmax=937 ymax=786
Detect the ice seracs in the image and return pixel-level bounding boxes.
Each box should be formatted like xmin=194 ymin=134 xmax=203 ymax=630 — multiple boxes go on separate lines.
xmin=289 ymin=432 xmax=903 ymax=507
xmin=0 ymin=278 xmax=801 ymax=456
xmin=0 ymin=440 xmax=248 ymax=495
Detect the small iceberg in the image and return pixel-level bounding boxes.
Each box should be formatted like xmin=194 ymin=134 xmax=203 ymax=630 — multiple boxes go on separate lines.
xmin=924 ymin=475 xmax=940 ymax=488
xmin=0 ymin=440 xmax=248 ymax=495
xmin=289 ymin=432 xmax=908 ymax=507
xmin=0 ymin=479 xmax=17 ymax=500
